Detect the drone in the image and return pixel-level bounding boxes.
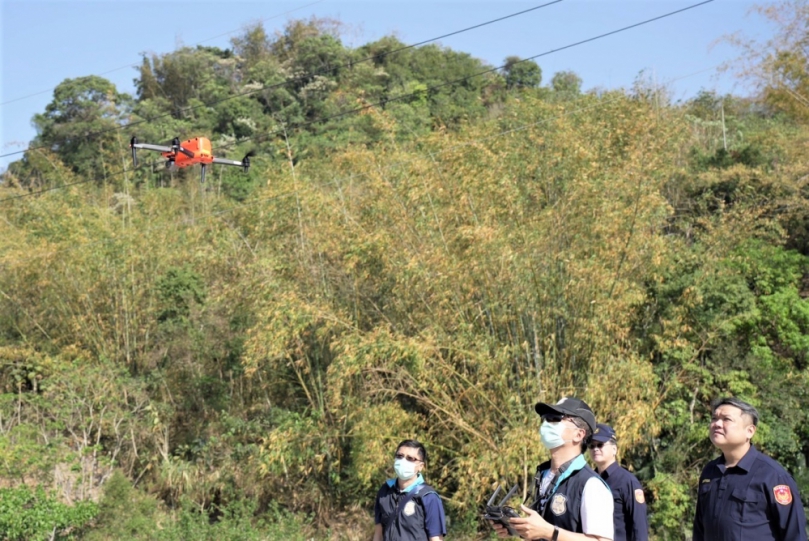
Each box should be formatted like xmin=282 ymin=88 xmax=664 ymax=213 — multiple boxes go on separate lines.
xmin=483 ymin=483 xmax=521 ymax=537
xmin=130 ymin=136 xmax=254 ymax=183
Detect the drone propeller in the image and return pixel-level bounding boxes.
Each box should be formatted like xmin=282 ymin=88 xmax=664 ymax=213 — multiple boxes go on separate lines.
xmin=130 ymin=136 xmax=139 ymax=167
xmin=171 ymin=137 xmax=195 ymax=159
xmin=242 ymin=150 xmax=256 ymax=173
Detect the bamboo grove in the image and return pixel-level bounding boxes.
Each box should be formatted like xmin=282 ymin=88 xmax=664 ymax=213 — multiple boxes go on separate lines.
xmin=1 ymin=6 xmax=809 ymax=540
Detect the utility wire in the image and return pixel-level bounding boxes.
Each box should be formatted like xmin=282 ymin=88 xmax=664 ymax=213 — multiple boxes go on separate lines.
xmin=0 ymin=0 xmax=713 ymax=204
xmin=0 ymin=0 xmax=328 ymax=107
xmin=1 ymin=62 xmax=723 ymax=271
xmin=179 ymin=0 xmax=718 ymax=161
xmin=0 ymin=0 xmax=565 ymax=160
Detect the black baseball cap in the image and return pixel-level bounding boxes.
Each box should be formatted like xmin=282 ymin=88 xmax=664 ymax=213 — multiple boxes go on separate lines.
xmin=534 ymin=397 xmax=597 ymax=433
xmin=591 ymin=423 xmax=617 ymax=443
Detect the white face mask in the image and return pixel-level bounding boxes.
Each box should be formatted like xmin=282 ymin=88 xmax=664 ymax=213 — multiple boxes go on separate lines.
xmin=540 ymin=420 xmax=571 ymax=450
xmin=394 ymin=458 xmax=418 ymax=480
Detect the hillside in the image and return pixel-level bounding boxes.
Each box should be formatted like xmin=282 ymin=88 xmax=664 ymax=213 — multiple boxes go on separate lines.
xmin=1 ymin=13 xmax=809 ymax=541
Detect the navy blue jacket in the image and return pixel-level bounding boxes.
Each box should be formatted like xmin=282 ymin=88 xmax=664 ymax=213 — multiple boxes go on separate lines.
xmin=600 ymin=462 xmax=648 ymax=541
xmin=531 ymin=455 xmax=606 ymax=534
xmin=693 ymin=445 xmax=808 ymax=541
xmin=375 ymin=475 xmax=446 ymax=541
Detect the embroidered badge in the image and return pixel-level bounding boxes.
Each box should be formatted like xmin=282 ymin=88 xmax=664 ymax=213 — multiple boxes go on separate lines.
xmin=773 ymin=485 xmax=793 ymax=505
xmin=403 ymin=500 xmax=417 ymax=516
xmin=550 ymin=493 xmax=567 ymax=516
xmin=634 ymin=488 xmax=646 ymax=504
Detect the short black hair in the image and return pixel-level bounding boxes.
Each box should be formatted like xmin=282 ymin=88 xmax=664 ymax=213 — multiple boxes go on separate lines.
xmin=396 ymin=439 xmax=427 ymax=463
xmin=711 ymin=397 xmax=759 ymax=426
xmin=567 ymin=416 xmax=593 ymax=452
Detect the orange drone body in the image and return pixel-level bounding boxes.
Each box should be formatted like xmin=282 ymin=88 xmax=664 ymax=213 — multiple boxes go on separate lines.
xmin=130 ymin=135 xmax=253 ymax=183
xmin=162 ymin=137 xmax=213 ymax=168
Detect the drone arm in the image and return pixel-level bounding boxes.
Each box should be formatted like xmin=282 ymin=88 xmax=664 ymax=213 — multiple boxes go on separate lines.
xmin=214 ymin=151 xmax=253 ymax=173
xmin=211 ymin=157 xmax=244 ymax=167
xmin=132 ymin=142 xmax=174 ymax=153
xmin=169 ymin=137 xmax=195 ymax=158
xmin=176 ymin=146 xmax=195 ymax=158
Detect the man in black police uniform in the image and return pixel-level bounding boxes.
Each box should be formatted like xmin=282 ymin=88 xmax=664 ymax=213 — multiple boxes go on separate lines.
xmin=693 ymin=397 xmax=808 ymax=541
xmin=588 ymin=424 xmax=648 ymax=541
xmin=491 ymin=396 xmax=614 ymax=541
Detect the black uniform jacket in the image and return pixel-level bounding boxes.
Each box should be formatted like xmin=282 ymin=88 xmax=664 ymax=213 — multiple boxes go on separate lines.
xmin=693 ymin=445 xmax=808 ymax=541
xmin=600 ymin=462 xmax=648 ymax=541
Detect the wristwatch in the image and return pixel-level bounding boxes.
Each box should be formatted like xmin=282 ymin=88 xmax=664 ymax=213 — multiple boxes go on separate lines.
xmin=539 ymin=526 xmax=560 ymax=541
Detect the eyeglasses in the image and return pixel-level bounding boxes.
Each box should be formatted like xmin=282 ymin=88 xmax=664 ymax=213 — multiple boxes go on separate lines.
xmin=588 ymin=441 xmax=615 ymax=450
xmin=395 ymin=453 xmax=422 ymax=463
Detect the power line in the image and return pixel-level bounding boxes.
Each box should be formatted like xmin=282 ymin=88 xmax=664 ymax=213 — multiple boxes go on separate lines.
xmin=1 ymin=62 xmax=723 ymax=272
xmin=0 ymin=0 xmax=565 ymax=160
xmin=0 ymin=0 xmax=714 ymax=204
xmin=0 ymin=0 xmax=328 ymax=108
xmin=186 ymin=1 xmax=718 ymax=159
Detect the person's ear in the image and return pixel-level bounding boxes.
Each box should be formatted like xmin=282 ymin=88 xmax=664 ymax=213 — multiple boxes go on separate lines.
xmin=746 ymin=423 xmax=756 ymax=441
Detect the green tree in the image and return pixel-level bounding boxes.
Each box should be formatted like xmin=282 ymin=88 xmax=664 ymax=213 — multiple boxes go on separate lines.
xmin=31 ymin=76 xmax=130 ymax=180
xmin=0 ymin=485 xmax=97 ymax=540
xmin=550 ymin=70 xmax=582 ymax=94
xmin=502 ymin=56 xmax=542 ymax=89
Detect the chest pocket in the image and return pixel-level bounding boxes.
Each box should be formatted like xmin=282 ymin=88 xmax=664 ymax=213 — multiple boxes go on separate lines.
xmin=698 ymin=483 xmax=712 ymax=511
xmin=729 ymin=487 xmax=766 ymax=525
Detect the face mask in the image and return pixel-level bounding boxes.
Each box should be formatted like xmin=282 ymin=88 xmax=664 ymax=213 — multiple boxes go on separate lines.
xmin=394 ymin=458 xmax=418 ymax=480
xmin=540 ymin=420 xmax=570 ymax=450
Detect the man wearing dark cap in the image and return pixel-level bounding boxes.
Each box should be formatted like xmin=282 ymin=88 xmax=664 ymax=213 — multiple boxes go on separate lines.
xmin=491 ymin=397 xmax=614 ymax=541
xmin=588 ymin=424 xmax=648 ymax=541
xmin=693 ymin=397 xmax=807 ymax=541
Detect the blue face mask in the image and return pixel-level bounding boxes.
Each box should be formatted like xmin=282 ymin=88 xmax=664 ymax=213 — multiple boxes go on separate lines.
xmin=540 ymin=420 xmax=571 ymax=450
xmin=394 ymin=458 xmax=418 ymax=480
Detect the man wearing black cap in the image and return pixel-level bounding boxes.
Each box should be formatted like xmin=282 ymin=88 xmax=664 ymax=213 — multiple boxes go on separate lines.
xmin=588 ymin=424 xmax=648 ymax=541
xmin=491 ymin=397 xmax=614 ymax=541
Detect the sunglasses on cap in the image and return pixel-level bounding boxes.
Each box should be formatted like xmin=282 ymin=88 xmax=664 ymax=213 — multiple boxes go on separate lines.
xmin=394 ymin=452 xmax=422 ymax=463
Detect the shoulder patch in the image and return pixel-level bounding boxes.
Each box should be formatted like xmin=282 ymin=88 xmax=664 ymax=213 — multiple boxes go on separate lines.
xmin=773 ymin=485 xmax=793 ymax=505
xmin=634 ymin=488 xmax=646 ymax=504
xmin=550 ymin=493 xmax=567 ymax=516
xmin=403 ymin=500 xmax=417 ymax=516
xmin=701 ymin=479 xmax=711 ymax=484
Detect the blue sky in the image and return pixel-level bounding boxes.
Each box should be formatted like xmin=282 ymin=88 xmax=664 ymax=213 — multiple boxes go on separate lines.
xmin=1 ymin=0 xmax=774 ymax=171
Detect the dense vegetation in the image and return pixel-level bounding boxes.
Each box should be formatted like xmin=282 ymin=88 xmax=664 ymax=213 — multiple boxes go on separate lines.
xmin=2 ymin=6 xmax=809 ymax=540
